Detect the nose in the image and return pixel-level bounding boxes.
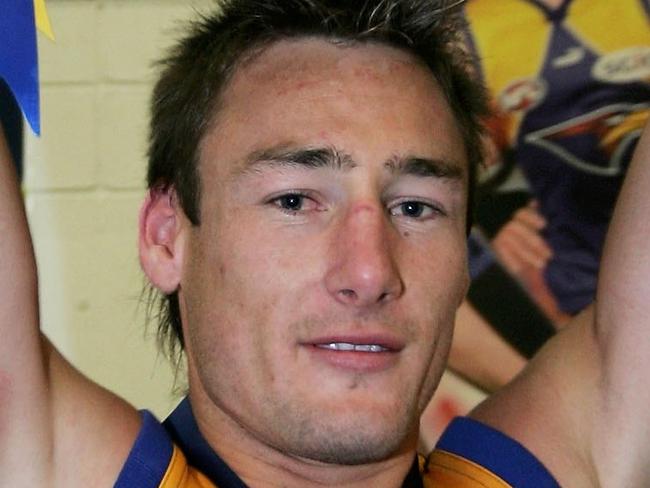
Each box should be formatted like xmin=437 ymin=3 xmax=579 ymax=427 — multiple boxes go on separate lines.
xmin=325 ymin=204 xmax=404 ymax=307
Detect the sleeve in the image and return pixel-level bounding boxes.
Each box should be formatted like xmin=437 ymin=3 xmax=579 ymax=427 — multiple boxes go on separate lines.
xmin=428 ymin=417 xmax=560 ymax=488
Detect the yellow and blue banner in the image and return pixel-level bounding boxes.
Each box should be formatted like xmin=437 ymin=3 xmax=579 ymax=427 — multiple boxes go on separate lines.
xmin=0 ymin=0 xmax=54 ymax=136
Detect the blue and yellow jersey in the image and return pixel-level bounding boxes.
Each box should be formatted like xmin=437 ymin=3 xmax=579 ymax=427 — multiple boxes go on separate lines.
xmin=115 ymin=403 xmax=559 ymax=487
xmin=464 ymin=0 xmax=650 ymax=314
xmin=114 ymin=411 xmax=213 ymax=488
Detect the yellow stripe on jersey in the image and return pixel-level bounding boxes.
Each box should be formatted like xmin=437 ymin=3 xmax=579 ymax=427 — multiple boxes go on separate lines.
xmin=159 ymin=445 xmax=217 ymax=488
xmin=155 ymin=445 xmax=518 ymax=487
xmin=568 ymin=0 xmax=650 ymax=53
xmin=425 ymin=449 xmax=513 ymax=487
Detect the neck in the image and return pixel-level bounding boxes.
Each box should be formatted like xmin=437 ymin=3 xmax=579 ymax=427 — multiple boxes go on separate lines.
xmin=188 ymin=384 xmax=418 ymax=488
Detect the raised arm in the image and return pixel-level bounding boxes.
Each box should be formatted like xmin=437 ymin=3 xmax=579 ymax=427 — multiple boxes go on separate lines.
xmin=0 ymin=121 xmax=48 ymax=485
xmin=470 ymin=124 xmax=650 ymax=487
xmin=592 ymin=122 xmax=650 ymax=486
xmin=0 ymin=124 xmax=139 ymax=486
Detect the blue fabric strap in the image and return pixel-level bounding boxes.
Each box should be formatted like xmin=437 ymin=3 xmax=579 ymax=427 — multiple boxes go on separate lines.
xmin=114 ymin=410 xmax=174 ymax=488
xmin=435 ymin=417 xmax=560 ymax=488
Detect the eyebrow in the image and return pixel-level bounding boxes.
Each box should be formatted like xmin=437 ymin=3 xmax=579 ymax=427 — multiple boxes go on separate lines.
xmin=243 ymin=145 xmax=356 ymax=173
xmin=384 ymin=155 xmax=465 ymax=181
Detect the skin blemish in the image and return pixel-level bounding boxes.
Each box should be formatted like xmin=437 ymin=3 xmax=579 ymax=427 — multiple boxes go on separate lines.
xmin=347 ymin=378 xmax=360 ymax=390
xmin=350 ymin=203 xmax=377 ymax=215
xmin=274 ymin=78 xmax=322 ymax=97
xmin=352 ymin=66 xmax=384 ymax=83
xmin=403 ymin=231 xmax=410 ymax=238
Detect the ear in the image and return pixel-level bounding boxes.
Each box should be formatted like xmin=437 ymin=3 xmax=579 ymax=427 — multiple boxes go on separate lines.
xmin=138 ymin=186 xmax=186 ymax=294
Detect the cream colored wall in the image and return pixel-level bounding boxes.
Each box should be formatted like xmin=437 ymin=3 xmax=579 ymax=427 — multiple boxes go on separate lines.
xmin=24 ymin=0 xmax=213 ymax=418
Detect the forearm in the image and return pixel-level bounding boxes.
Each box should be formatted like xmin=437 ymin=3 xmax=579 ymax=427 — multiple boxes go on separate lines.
xmin=449 ymin=300 xmax=526 ymax=392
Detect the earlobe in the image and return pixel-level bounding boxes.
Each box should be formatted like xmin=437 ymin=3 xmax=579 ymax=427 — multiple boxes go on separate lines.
xmin=138 ymin=186 xmax=185 ymax=294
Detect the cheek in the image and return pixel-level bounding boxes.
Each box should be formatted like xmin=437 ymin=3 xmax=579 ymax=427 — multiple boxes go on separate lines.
xmin=406 ymin=237 xmax=468 ymax=302
xmin=194 ymin=226 xmax=314 ymax=332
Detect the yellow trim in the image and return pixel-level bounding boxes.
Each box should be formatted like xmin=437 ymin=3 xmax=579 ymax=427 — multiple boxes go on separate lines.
xmin=34 ymin=0 xmax=55 ymax=40
xmin=157 ymin=447 xmax=512 ymax=486
xmin=601 ymin=109 xmax=650 ymax=149
xmin=424 ymin=449 xmax=513 ymax=487
xmin=159 ymin=446 xmax=217 ymax=488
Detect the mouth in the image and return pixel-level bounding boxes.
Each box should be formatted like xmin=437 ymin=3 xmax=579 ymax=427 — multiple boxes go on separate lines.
xmin=315 ymin=342 xmax=390 ymax=353
xmin=304 ymin=335 xmax=403 ymax=373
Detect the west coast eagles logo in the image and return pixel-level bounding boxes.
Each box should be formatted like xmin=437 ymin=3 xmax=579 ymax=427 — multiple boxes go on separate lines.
xmin=525 ymin=105 xmax=649 ymax=176
xmin=495 ymin=45 xmax=650 ymax=177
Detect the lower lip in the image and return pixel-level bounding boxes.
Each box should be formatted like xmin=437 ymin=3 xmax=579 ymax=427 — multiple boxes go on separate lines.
xmin=306 ymin=345 xmax=399 ymax=373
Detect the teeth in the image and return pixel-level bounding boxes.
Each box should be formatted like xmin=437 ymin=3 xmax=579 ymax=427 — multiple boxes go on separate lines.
xmin=355 ymin=344 xmax=386 ymax=352
xmin=326 ymin=342 xmax=354 ymax=351
xmin=317 ymin=342 xmax=388 ymax=352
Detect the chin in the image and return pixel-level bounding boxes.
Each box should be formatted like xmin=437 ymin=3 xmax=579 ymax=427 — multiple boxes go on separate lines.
xmin=270 ymin=400 xmax=418 ymax=466
xmin=292 ymin=428 xmax=410 ymax=466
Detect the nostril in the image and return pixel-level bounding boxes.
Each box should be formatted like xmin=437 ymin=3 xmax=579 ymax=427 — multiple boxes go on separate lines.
xmin=339 ymin=289 xmax=357 ymax=300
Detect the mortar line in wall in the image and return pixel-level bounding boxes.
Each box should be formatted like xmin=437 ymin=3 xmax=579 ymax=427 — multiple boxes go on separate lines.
xmin=25 ymin=186 xmax=145 ymax=196
xmin=99 ymin=80 xmax=156 ymax=87
xmin=41 ymin=80 xmax=152 ymax=88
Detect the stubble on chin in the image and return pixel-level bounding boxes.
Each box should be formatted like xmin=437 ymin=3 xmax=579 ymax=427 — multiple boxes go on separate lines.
xmin=260 ymin=388 xmax=420 ymax=466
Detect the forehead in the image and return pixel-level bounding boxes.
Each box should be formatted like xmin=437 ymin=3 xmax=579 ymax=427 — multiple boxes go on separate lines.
xmin=235 ymin=38 xmax=432 ymax=97
xmin=199 ymin=38 xmax=466 ymax=181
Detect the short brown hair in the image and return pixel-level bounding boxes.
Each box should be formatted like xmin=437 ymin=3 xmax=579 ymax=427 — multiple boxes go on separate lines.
xmin=146 ymin=0 xmax=487 ymax=360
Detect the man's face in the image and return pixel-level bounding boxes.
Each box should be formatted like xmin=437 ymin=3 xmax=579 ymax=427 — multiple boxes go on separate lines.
xmin=179 ymin=39 xmax=469 ymax=464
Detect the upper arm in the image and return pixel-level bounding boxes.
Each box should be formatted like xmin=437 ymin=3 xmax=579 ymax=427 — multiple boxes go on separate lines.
xmin=590 ymin=123 xmax=650 ymax=486
xmin=0 ymin=126 xmax=140 ymax=487
xmin=470 ymin=307 xmax=600 ymax=486
xmin=470 ymin=124 xmax=650 ymax=487
xmin=0 ymin=122 xmax=50 ymax=485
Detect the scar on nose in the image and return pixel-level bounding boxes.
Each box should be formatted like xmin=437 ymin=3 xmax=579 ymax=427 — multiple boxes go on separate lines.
xmin=350 ymin=203 xmax=377 ymax=215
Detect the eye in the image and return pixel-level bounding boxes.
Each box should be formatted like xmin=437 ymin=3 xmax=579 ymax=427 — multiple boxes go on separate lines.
xmin=389 ymin=200 xmax=443 ymax=220
xmin=268 ymin=192 xmax=320 ymax=214
xmin=399 ymin=201 xmax=427 ymax=218
xmin=276 ymin=194 xmax=304 ymax=211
